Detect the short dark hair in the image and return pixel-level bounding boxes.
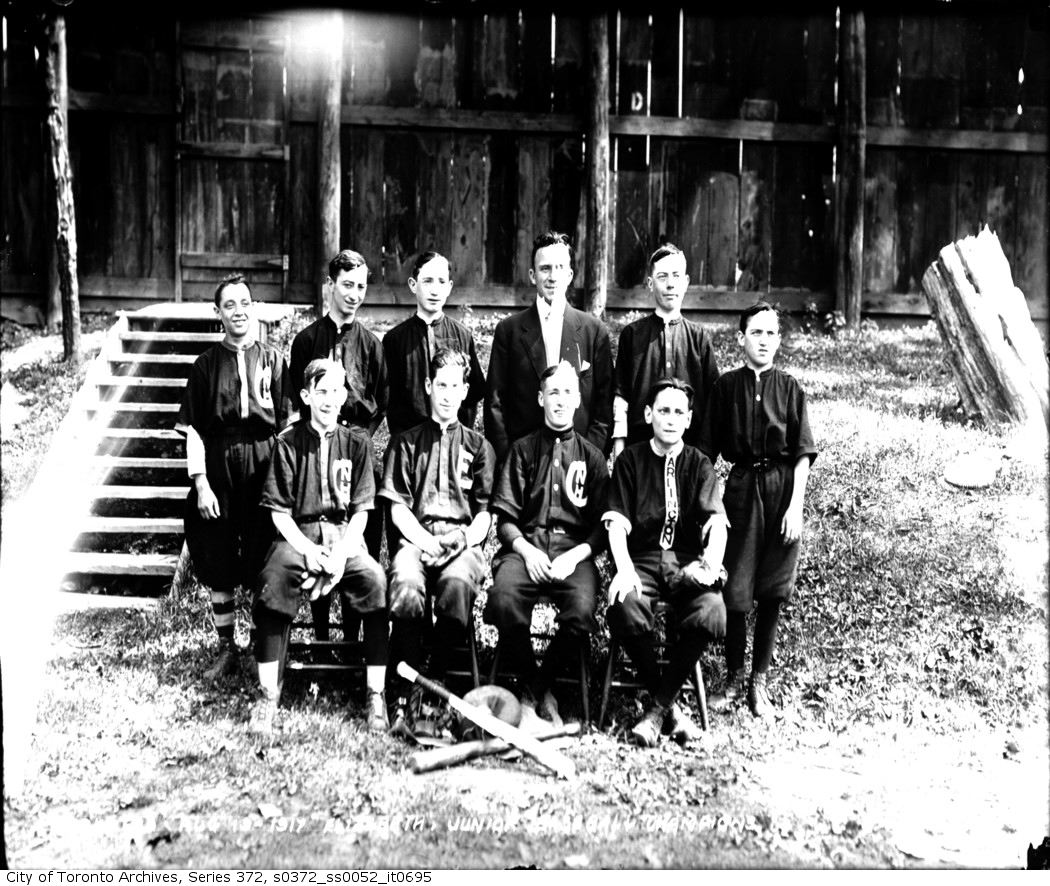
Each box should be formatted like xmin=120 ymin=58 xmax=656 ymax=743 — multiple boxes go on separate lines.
xmin=647 ymin=243 xmax=685 ymax=274
xmin=328 ymin=249 xmax=369 ymax=282
xmin=647 ymin=377 xmax=694 ymax=409
xmin=539 ymin=360 xmax=579 ymax=390
xmin=739 ymin=301 xmax=781 ymax=333
xmin=302 ymin=357 xmax=343 ymax=391
xmin=531 ymin=231 xmax=574 ymax=270
xmin=213 ymin=272 xmax=251 ymax=306
xmin=411 ymin=251 xmax=449 ymax=280
xmin=429 ymin=347 xmax=470 ymax=383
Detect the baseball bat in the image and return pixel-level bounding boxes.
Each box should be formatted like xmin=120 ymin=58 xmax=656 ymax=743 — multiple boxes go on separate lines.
xmin=395 ymin=662 xmax=576 ymax=779
xmin=409 ymin=722 xmax=581 ymax=774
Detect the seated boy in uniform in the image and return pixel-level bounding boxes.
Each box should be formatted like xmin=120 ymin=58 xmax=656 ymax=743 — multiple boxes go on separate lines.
xmin=484 ymin=361 xmax=609 ymax=722
xmin=251 ymin=358 xmax=388 ymax=735
xmin=603 ymin=378 xmax=728 ymax=747
xmin=379 ymin=348 xmax=495 ymax=733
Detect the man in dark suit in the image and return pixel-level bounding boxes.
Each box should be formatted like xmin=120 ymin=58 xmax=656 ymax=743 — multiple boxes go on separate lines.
xmin=484 ymin=231 xmax=613 ymax=461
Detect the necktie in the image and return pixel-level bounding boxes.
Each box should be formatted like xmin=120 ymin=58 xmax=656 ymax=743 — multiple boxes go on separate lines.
xmin=425 ymin=319 xmax=438 ymax=367
xmin=660 ymin=452 xmax=678 ymax=550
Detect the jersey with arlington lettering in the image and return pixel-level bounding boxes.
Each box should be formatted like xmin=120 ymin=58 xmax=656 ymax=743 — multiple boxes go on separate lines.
xmin=379 ymin=419 xmax=495 ymax=524
xmin=261 ymin=421 xmax=375 ymax=523
xmin=176 ymin=341 xmax=290 ymax=437
xmin=491 ymin=425 xmax=609 ymax=551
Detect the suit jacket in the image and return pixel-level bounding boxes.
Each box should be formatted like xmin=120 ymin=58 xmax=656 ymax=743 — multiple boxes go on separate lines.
xmin=484 ymin=301 xmax=613 ymax=460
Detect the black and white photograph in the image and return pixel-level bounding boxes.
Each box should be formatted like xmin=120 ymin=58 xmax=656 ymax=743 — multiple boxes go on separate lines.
xmin=1 ymin=0 xmax=1048 ymax=870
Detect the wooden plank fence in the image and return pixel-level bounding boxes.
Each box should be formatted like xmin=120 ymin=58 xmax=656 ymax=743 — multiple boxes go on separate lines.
xmin=2 ymin=6 xmax=1046 ymax=326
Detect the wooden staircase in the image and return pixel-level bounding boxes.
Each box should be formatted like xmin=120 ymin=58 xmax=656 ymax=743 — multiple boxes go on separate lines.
xmin=64 ymin=303 xmax=293 ymax=593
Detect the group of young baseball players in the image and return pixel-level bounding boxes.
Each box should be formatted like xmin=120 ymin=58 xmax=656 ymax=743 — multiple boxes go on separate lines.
xmin=176 ymin=231 xmax=816 ymax=747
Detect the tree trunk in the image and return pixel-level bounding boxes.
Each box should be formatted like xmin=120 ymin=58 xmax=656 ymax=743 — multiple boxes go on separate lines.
xmin=922 ymin=226 xmax=1049 ymax=428
xmin=835 ymin=10 xmax=865 ymax=329
xmin=317 ymin=10 xmax=344 ymax=316
xmin=584 ymin=13 xmax=610 ymax=319
xmin=41 ymin=13 xmax=80 ymax=361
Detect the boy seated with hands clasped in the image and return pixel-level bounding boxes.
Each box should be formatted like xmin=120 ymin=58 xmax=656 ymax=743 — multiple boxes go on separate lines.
xmin=603 ymin=378 xmax=728 ymax=747
xmin=251 ymin=358 xmax=388 ymax=736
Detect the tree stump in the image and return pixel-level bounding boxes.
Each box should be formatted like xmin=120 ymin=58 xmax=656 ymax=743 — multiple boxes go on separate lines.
xmin=921 ymin=226 xmax=1048 ymax=428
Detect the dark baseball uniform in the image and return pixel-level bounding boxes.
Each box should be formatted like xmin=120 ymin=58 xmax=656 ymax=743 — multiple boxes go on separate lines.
xmin=613 ymin=313 xmax=719 ymax=447
xmin=379 ymin=419 xmax=495 ymax=627
xmin=698 ymin=366 xmax=818 ymax=612
xmin=381 ymin=314 xmax=486 ymax=438
xmin=255 ymin=421 xmax=386 ymax=622
xmin=176 ymin=340 xmax=291 ymax=590
xmin=484 ymin=426 xmax=609 ymax=635
xmin=603 ymin=441 xmax=727 ymax=639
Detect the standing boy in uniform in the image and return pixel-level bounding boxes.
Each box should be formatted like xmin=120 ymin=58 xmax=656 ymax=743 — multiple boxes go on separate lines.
xmin=485 ymin=361 xmax=609 ymax=721
xmin=612 ymin=244 xmax=719 ymax=459
xmin=604 ymin=378 xmax=728 ymax=747
xmin=289 ymin=250 xmax=388 ymax=636
xmin=176 ymin=273 xmax=291 ymax=682
xmin=382 ymin=252 xmax=486 ymax=438
xmin=379 ymin=348 xmax=495 ymax=732
xmin=699 ymin=302 xmax=817 ymax=718
xmin=485 ymin=232 xmax=613 ymax=461
xmin=252 ymin=359 xmax=388 ymax=735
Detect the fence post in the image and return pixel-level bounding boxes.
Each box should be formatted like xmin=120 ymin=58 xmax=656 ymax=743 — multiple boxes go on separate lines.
xmin=585 ymin=12 xmax=610 ymax=319
xmin=317 ymin=10 xmax=344 ymax=315
xmin=835 ymin=9 xmax=866 ymax=328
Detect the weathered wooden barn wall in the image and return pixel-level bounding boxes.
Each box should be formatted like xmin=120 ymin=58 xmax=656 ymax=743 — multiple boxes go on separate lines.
xmin=1 ymin=6 xmax=1046 ymax=324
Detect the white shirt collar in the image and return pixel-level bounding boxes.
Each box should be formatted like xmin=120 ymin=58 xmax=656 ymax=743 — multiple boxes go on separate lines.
xmin=535 ymin=292 xmax=566 ymax=322
xmin=649 ymin=439 xmax=685 ymax=459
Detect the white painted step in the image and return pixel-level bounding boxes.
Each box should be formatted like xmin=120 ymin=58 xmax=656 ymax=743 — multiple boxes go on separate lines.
xmin=86 ymin=402 xmax=180 ymax=413
xmin=120 ymin=331 xmax=223 ymax=343
xmin=93 ymin=456 xmax=187 ymax=469
xmin=96 ymin=376 xmax=188 ymax=388
xmin=64 ymin=552 xmax=178 ymax=576
xmin=99 ymin=428 xmax=182 ymax=440
xmin=80 ymin=517 xmax=183 ymax=534
xmin=90 ymin=486 xmax=186 ymax=500
xmin=108 ymin=353 xmax=198 ymax=364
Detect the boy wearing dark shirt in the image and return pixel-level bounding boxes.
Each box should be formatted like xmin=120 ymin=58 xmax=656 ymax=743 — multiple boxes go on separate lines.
xmin=176 ymin=273 xmax=291 ymax=682
xmin=604 ymin=378 xmax=728 ymax=746
xmin=485 ymin=361 xmax=609 ymax=722
xmin=379 ymin=348 xmax=495 ymax=732
xmin=251 ymin=359 xmax=388 ymax=735
xmin=699 ymin=302 xmax=817 ymax=718
xmin=381 ymin=252 xmax=486 ymax=437
xmin=612 ymin=244 xmax=719 ymax=458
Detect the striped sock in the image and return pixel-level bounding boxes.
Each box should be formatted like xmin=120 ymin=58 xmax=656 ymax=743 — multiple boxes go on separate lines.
xmin=211 ymin=588 xmax=236 ymax=641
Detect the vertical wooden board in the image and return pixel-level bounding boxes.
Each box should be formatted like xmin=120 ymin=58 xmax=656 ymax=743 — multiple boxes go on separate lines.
xmin=477 ymin=13 xmax=520 ymax=110
xmin=521 ymin=10 xmax=553 ymax=113
xmin=415 ymin=133 xmax=454 ymax=265
xmin=1020 ymin=14 xmax=1048 ymax=124
xmin=729 ymin=16 xmax=776 ymax=115
xmin=254 ymin=161 xmax=284 ymax=255
xmin=348 ymin=12 xmax=391 ymax=105
xmin=552 ymin=14 xmax=585 ymax=114
xmin=707 ymin=171 xmax=740 ymax=287
xmin=613 ymin=138 xmax=651 ymax=288
xmin=985 ymin=153 xmax=1018 ymax=271
xmin=682 ymin=14 xmax=732 ymax=118
xmin=346 ymin=128 xmax=384 ymax=272
xmin=739 ymin=143 xmax=774 ymax=291
xmin=920 ymin=151 xmax=958 ymax=277
xmin=770 ymin=144 xmax=830 ymax=289
xmin=252 ymin=50 xmax=284 ymax=143
xmin=486 ymin=133 xmax=517 ymax=285
xmin=677 ymin=143 xmax=713 ymax=284
xmin=893 ymin=149 xmax=924 ymax=293
xmin=215 ymin=48 xmax=250 ymax=142
xmin=108 ymin=118 xmax=136 ymax=276
xmin=515 ymin=137 xmax=551 ymax=285
xmin=984 ymin=13 xmax=1025 ymax=117
xmin=288 ymin=123 xmax=316 ymax=284
xmin=1014 ymin=154 xmax=1047 ymax=306
xmin=385 ymin=14 xmax=421 ymax=107
xmin=68 ymin=113 xmax=107 ymax=278
xmin=954 ymin=151 xmax=988 ymax=241
xmin=959 ymin=18 xmax=991 ymax=125
xmin=382 ymin=132 xmax=420 ymax=285
xmin=866 ymin=13 xmax=901 ymax=117
xmin=145 ymin=120 xmax=174 ymax=279
xmin=181 ymin=48 xmax=216 ymax=142
xmin=803 ymin=14 xmax=837 ymax=123
xmin=650 ymin=140 xmax=676 ymax=248
xmin=649 ymin=12 xmax=679 ymax=117
xmin=899 ymin=15 xmax=932 ymax=80
xmin=551 ymin=138 xmax=585 ymax=284
xmin=929 ymin=15 xmax=964 ymax=81
xmin=765 ymin=17 xmax=807 ymax=122
xmin=418 ymin=16 xmax=457 ymax=109
xmin=449 ymin=135 xmax=489 ymax=285
xmin=863 ymin=148 xmax=897 ymax=294
xmin=617 ymin=14 xmax=651 ymax=116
